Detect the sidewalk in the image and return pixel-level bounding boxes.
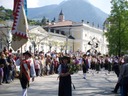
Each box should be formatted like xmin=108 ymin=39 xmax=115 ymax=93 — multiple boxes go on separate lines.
xmin=0 ymin=70 xmax=120 ymax=96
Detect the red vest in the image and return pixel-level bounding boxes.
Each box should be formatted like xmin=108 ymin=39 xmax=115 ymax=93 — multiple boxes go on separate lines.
xmin=20 ymin=60 xmax=31 ymax=81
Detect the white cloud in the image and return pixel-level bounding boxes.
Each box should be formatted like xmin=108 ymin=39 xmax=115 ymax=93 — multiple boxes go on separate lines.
xmin=0 ymin=0 xmax=64 ymax=9
xmin=0 ymin=0 xmax=111 ymax=13
xmin=36 ymin=0 xmax=64 ymax=7
xmin=88 ymin=0 xmax=111 ymax=14
xmin=27 ymin=0 xmax=40 ymax=8
xmin=0 ymin=0 xmax=41 ymax=9
xmin=0 ymin=0 xmax=13 ymax=9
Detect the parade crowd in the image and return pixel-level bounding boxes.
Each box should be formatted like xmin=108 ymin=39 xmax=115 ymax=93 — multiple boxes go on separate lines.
xmin=0 ymin=47 xmax=128 ymax=96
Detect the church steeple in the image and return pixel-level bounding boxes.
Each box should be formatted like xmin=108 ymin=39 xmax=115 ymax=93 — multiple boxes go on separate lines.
xmin=59 ymin=9 xmax=63 ymax=15
xmin=58 ymin=9 xmax=65 ymax=22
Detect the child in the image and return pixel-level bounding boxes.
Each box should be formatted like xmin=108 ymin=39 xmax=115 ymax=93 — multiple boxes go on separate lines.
xmin=0 ymin=64 xmax=4 ymax=85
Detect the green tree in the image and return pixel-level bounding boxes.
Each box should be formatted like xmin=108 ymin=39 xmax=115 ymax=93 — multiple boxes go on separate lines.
xmin=28 ymin=19 xmax=42 ymax=25
xmin=0 ymin=6 xmax=13 ymax=21
xmin=41 ymin=16 xmax=48 ymax=25
xmin=105 ymin=0 xmax=128 ymax=56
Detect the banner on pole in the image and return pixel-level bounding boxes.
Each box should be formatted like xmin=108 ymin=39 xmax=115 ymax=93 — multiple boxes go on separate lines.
xmin=11 ymin=0 xmax=28 ymax=51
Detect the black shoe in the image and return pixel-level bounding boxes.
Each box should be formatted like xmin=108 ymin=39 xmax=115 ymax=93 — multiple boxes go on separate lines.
xmin=111 ymin=91 xmax=117 ymax=94
xmin=6 ymin=81 xmax=10 ymax=84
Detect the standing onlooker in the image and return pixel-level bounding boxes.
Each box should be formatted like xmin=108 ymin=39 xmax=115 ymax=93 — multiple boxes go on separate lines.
xmin=78 ymin=55 xmax=83 ymax=70
xmin=118 ymin=56 xmax=128 ymax=96
xmin=112 ymin=57 xmax=120 ymax=77
xmin=52 ymin=57 xmax=59 ymax=74
xmin=34 ymin=56 xmax=41 ymax=76
xmin=111 ymin=57 xmax=120 ymax=93
xmin=7 ymin=54 xmax=16 ymax=82
xmin=46 ymin=54 xmax=52 ymax=75
xmin=0 ymin=53 xmax=9 ymax=83
xmin=39 ymin=54 xmax=46 ymax=76
xmin=16 ymin=50 xmax=21 ymax=60
xmin=0 ymin=64 xmax=4 ymax=85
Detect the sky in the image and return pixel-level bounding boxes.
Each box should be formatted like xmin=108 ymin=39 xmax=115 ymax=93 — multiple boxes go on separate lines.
xmin=0 ymin=0 xmax=111 ymax=14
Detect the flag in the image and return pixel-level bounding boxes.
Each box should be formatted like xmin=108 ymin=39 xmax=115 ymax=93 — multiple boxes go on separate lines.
xmin=11 ymin=0 xmax=28 ymax=51
xmin=23 ymin=0 xmax=27 ymax=16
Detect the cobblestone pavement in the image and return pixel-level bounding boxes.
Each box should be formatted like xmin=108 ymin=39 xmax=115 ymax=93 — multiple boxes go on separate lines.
xmin=0 ymin=70 xmax=121 ymax=96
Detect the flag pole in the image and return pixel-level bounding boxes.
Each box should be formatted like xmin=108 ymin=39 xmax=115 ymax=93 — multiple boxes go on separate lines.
xmin=21 ymin=46 xmax=23 ymax=54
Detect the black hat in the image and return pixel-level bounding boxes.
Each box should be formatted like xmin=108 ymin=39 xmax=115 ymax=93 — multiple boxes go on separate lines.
xmin=23 ymin=51 xmax=32 ymax=57
xmin=62 ymin=56 xmax=70 ymax=63
xmin=62 ymin=56 xmax=70 ymax=60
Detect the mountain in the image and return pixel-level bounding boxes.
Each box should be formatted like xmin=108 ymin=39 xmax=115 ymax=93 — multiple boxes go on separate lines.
xmin=28 ymin=0 xmax=108 ymax=28
xmin=28 ymin=4 xmax=58 ymax=19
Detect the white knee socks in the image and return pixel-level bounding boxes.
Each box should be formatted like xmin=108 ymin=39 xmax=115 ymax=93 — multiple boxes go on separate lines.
xmin=83 ymin=73 xmax=86 ymax=78
xmin=22 ymin=89 xmax=27 ymax=96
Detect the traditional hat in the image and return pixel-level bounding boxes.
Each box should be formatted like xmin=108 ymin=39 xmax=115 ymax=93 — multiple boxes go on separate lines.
xmin=23 ymin=51 xmax=32 ymax=57
xmin=62 ymin=56 xmax=70 ymax=63
xmin=62 ymin=56 xmax=69 ymax=59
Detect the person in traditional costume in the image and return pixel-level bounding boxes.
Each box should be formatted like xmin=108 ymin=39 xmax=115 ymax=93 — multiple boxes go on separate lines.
xmin=58 ymin=56 xmax=72 ymax=96
xmin=95 ymin=57 xmax=101 ymax=74
xmin=82 ymin=54 xmax=89 ymax=79
xmin=19 ymin=51 xmax=36 ymax=96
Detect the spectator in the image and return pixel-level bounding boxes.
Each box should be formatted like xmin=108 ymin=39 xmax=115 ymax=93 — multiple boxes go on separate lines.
xmin=118 ymin=56 xmax=128 ymax=96
xmin=0 ymin=64 xmax=4 ymax=85
xmin=34 ymin=56 xmax=41 ymax=76
xmin=39 ymin=53 xmax=46 ymax=76
xmin=0 ymin=53 xmax=9 ymax=83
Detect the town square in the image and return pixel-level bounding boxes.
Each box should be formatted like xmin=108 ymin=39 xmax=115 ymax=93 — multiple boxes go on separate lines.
xmin=0 ymin=0 xmax=128 ymax=96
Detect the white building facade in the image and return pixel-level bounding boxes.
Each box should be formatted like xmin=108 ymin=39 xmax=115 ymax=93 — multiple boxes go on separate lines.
xmin=43 ymin=10 xmax=108 ymax=55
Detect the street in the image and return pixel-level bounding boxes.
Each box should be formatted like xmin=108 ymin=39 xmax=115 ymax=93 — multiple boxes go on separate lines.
xmin=0 ymin=70 xmax=120 ymax=96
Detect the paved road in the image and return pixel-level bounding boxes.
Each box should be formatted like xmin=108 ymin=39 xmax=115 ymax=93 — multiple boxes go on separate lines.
xmin=0 ymin=70 xmax=121 ymax=96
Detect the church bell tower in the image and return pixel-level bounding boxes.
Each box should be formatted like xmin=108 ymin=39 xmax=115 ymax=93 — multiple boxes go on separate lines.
xmin=58 ymin=9 xmax=65 ymax=22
